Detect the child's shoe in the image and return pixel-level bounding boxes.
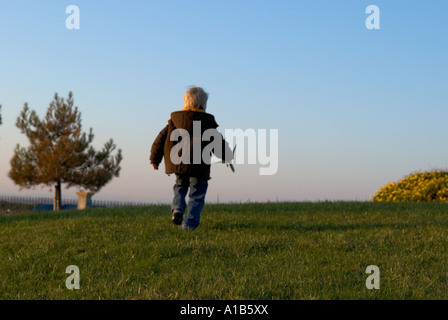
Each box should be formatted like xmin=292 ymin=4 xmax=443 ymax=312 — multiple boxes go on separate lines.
xmin=172 ymin=211 xmax=183 ymax=225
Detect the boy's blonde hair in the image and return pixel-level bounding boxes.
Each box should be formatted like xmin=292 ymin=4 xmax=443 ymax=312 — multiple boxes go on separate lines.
xmin=184 ymin=87 xmax=209 ymax=111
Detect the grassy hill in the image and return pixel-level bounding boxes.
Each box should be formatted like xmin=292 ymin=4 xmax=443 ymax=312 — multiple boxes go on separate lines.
xmin=1 ymin=201 xmax=448 ymax=300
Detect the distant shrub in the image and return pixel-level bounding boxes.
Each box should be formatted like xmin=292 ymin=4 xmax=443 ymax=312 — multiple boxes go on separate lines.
xmin=371 ymin=170 xmax=448 ymax=203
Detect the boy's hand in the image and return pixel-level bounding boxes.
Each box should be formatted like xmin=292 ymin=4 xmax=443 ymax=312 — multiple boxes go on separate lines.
xmin=151 ymin=163 xmax=159 ymax=170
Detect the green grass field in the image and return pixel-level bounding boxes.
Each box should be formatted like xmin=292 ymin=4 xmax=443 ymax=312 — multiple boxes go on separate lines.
xmin=1 ymin=201 xmax=447 ymax=300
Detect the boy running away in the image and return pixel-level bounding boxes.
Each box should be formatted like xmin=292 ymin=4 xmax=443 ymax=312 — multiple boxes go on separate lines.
xmin=150 ymin=87 xmax=233 ymax=230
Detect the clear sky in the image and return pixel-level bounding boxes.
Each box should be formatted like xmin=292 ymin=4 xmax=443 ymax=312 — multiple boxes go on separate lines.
xmin=0 ymin=1 xmax=447 ymax=203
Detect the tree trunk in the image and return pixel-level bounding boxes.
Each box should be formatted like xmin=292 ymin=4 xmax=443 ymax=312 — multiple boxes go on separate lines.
xmin=54 ymin=181 xmax=62 ymax=211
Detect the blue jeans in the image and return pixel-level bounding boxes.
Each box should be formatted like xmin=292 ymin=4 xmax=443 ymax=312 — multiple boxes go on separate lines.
xmin=171 ymin=174 xmax=208 ymax=230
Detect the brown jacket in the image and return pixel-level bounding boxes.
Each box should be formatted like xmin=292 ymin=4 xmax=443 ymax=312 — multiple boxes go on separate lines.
xmin=150 ymin=110 xmax=233 ymax=180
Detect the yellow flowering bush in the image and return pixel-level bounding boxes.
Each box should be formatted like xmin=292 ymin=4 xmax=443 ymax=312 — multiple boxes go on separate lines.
xmin=371 ymin=170 xmax=448 ymax=203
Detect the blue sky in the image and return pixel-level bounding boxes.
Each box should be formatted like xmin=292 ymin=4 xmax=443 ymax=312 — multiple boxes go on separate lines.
xmin=0 ymin=1 xmax=447 ymax=203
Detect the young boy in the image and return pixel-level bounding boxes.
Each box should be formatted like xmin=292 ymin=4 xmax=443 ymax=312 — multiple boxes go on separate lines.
xmin=150 ymin=87 xmax=233 ymax=230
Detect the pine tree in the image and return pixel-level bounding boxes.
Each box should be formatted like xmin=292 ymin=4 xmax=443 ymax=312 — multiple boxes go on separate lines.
xmin=9 ymin=92 xmax=122 ymax=211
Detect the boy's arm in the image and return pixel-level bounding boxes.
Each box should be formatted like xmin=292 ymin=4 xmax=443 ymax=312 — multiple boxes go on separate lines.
xmin=149 ymin=124 xmax=169 ymax=169
xmin=210 ymin=117 xmax=233 ymax=163
xmin=212 ymin=133 xmax=234 ymax=163
xmin=221 ymin=135 xmax=234 ymax=163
